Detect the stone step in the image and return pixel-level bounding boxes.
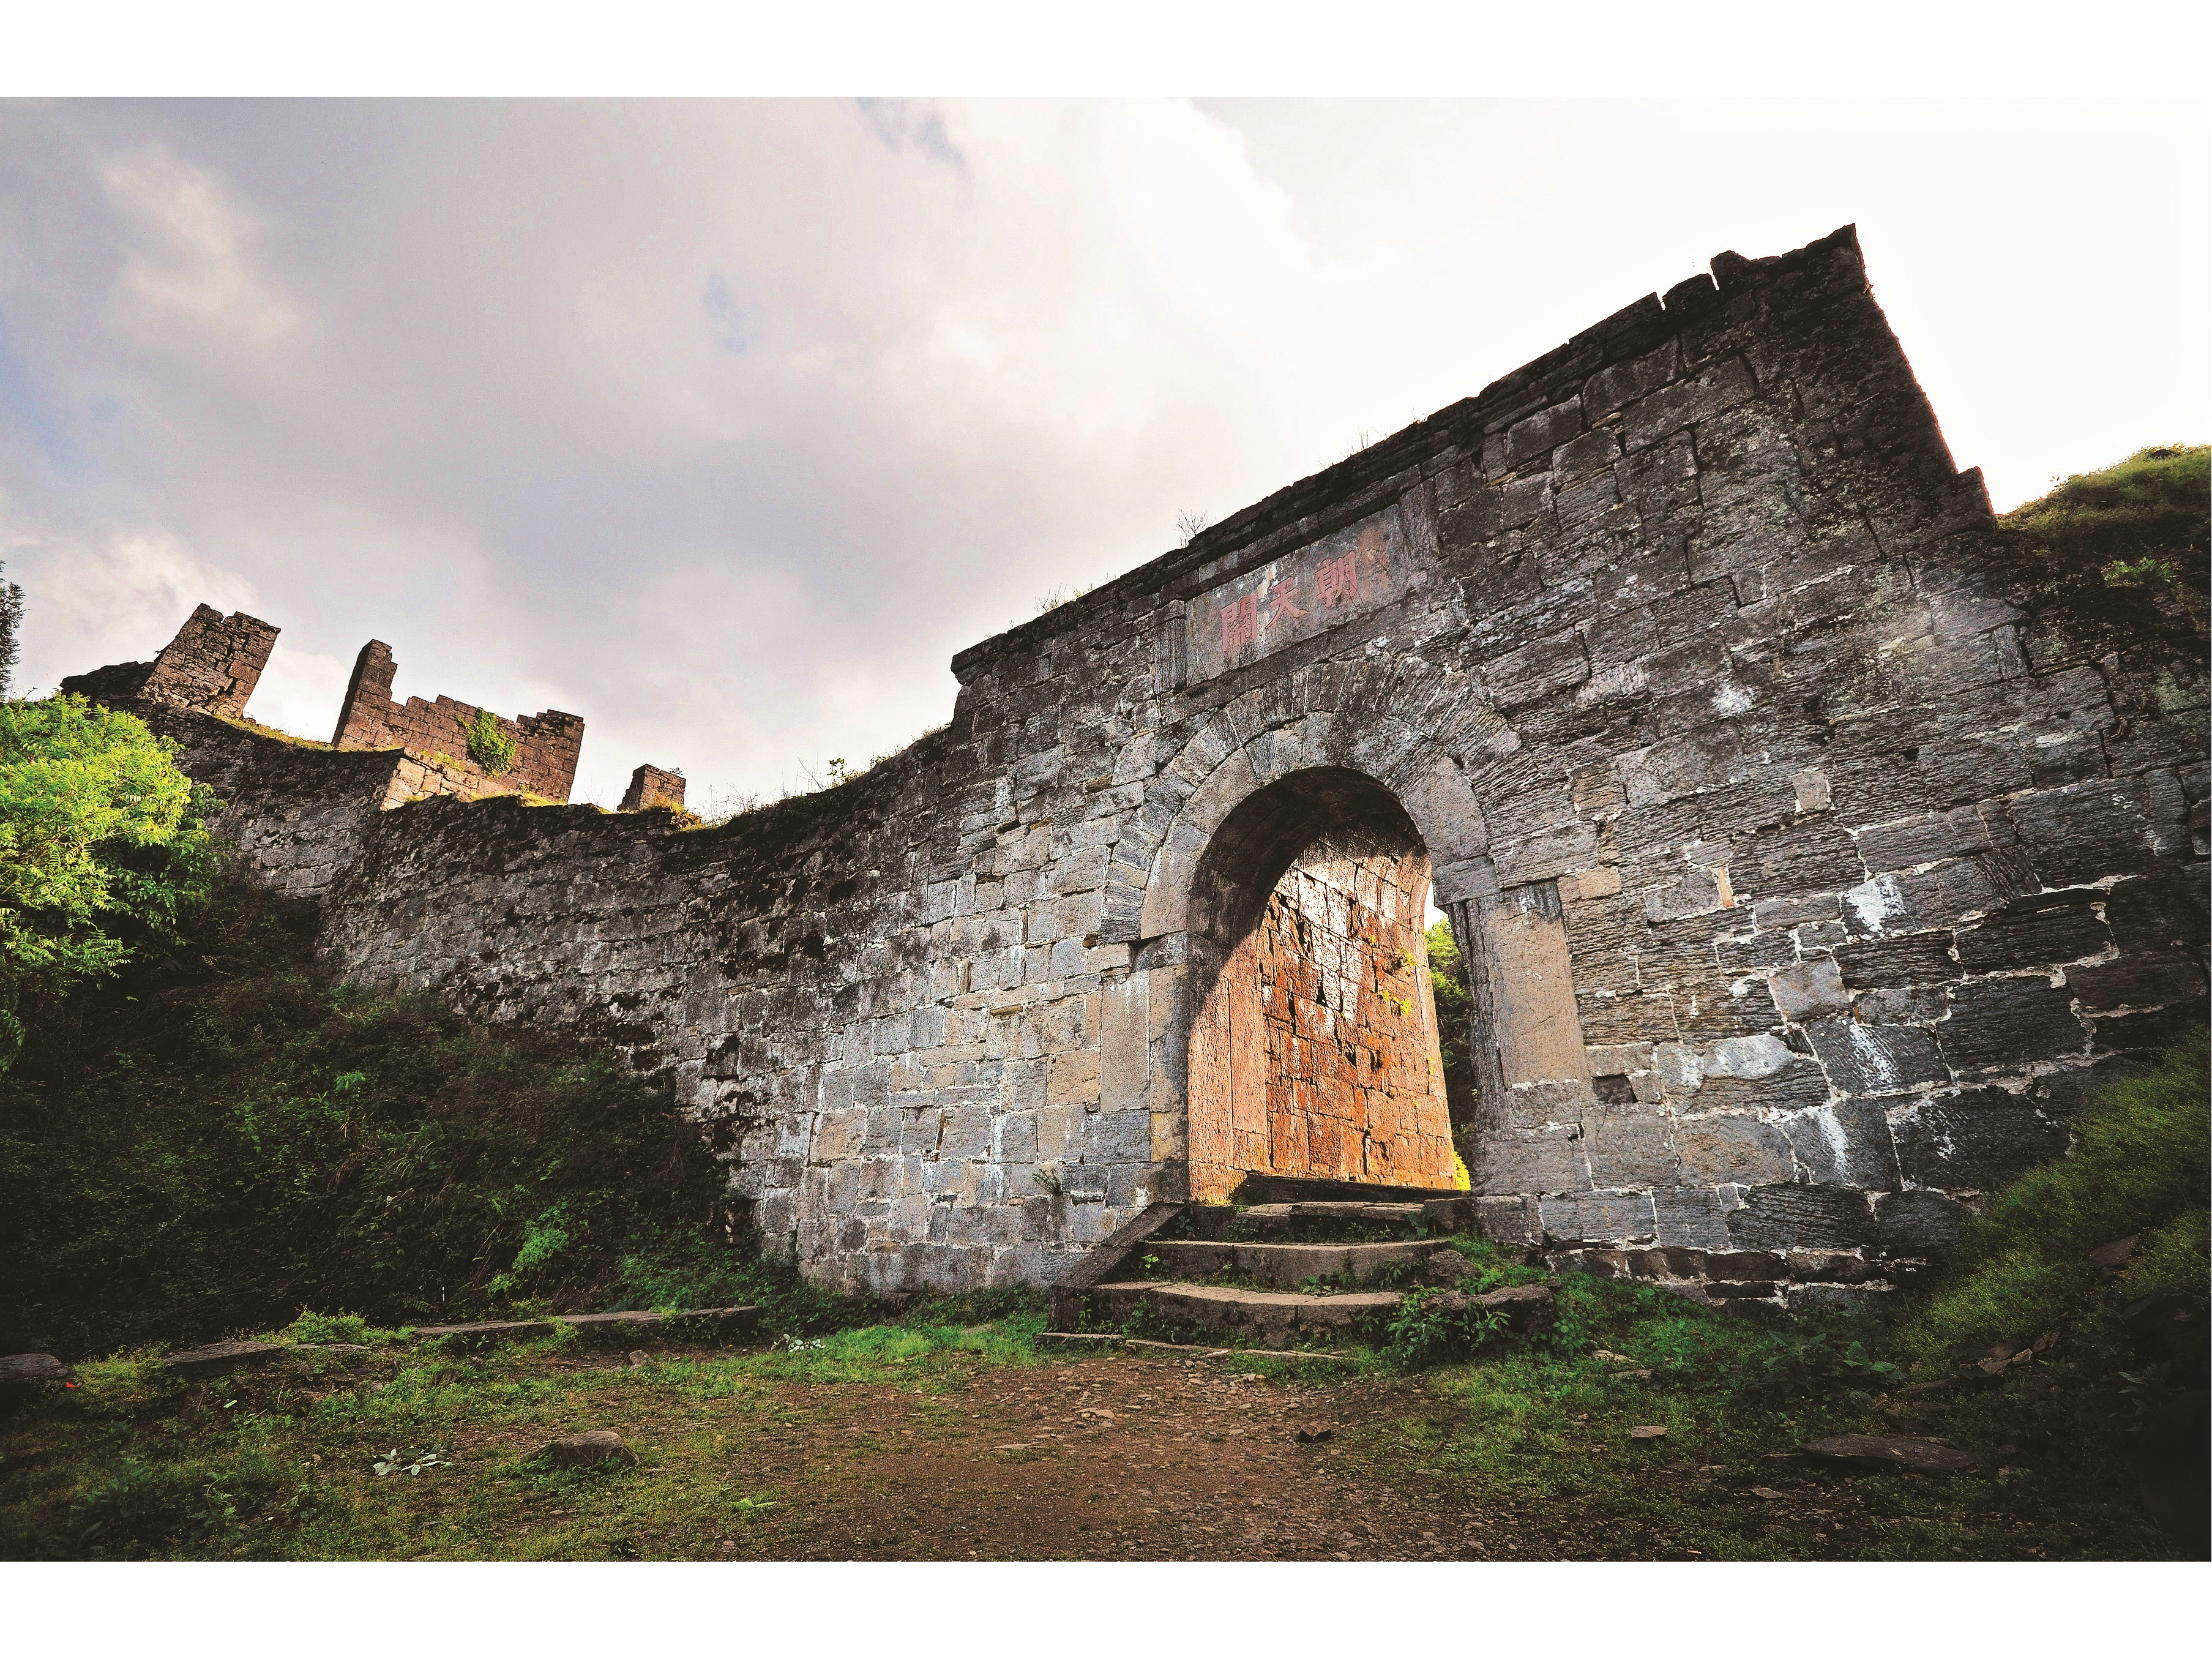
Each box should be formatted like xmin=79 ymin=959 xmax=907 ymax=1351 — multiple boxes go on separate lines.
xmin=1088 ymin=1280 xmax=1404 ymax=1347
xmin=1148 ymin=1238 xmax=1452 ymax=1289
xmin=1234 ymin=1201 xmax=1430 ymax=1240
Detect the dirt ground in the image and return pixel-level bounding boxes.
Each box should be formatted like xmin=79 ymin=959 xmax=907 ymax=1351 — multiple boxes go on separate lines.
xmin=454 ymin=1344 xmax=2058 ymax=1562
xmin=699 ymin=1351 xmax=1476 ymax=1561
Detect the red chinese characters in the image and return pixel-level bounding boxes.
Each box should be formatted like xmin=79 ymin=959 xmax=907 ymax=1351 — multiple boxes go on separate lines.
xmin=1316 ymin=552 xmax=1359 ymax=609
xmin=1263 ymin=577 xmax=1307 ymax=627
xmin=1219 ymin=591 xmax=1259 ymax=656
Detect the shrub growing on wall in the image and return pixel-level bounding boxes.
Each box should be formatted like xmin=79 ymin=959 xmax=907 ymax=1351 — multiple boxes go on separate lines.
xmin=460 ymin=706 xmax=518 ymax=776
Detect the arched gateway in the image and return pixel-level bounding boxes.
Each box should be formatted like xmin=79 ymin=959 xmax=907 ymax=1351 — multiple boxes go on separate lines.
xmin=99 ymin=227 xmax=2207 ymax=1301
xmin=1181 ymin=768 xmax=1457 ymax=1200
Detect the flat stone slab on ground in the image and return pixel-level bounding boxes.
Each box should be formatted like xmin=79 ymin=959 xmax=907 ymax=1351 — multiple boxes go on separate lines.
xmin=163 ymin=1340 xmax=286 ymax=1378
xmin=537 ymin=1428 xmax=638 ymax=1470
xmin=1802 ymin=1434 xmax=1978 ymax=1474
xmin=1149 ymin=1238 xmax=1449 ymax=1289
xmin=1 ymin=1353 xmax=78 ymax=1404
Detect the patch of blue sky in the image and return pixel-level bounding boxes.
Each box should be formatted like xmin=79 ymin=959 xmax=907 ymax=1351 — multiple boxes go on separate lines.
xmin=701 ymin=272 xmax=757 ymax=356
xmin=0 ymin=311 xmax=92 ymax=480
xmin=856 ymin=99 xmax=964 ymax=172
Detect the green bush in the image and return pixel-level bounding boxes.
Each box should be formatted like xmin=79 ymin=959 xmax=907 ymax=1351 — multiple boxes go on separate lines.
xmin=1425 ymin=918 xmax=1476 ymax=1126
xmin=0 ymin=694 xmax=219 ymax=1065
xmin=460 ymin=707 xmax=518 ymax=777
xmin=0 ymin=874 xmax=835 ymax=1357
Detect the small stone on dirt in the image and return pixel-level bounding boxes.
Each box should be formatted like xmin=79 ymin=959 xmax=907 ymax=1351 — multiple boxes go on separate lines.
xmin=628 ymin=1350 xmax=649 ymax=1368
xmin=2086 ymin=1234 xmax=2139 ymax=1269
xmin=1629 ymin=1425 xmax=1667 ymax=1440
xmin=538 ymin=1429 xmax=638 ymax=1470
xmin=1801 ymin=1434 xmax=1977 ymax=1474
xmin=1750 ymin=1486 xmax=1789 ymax=1500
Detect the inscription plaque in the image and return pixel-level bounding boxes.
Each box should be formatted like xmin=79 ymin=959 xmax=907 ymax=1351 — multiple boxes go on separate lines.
xmin=1185 ymin=508 xmax=1412 ymax=684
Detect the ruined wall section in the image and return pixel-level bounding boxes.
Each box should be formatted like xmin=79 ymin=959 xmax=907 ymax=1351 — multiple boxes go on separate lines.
xmin=313 ymin=722 xmax=1175 ymax=1295
xmin=136 ymin=707 xmax=408 ymax=901
xmin=333 ymin=639 xmax=585 ymax=803
xmin=60 ymin=604 xmax=278 ymax=718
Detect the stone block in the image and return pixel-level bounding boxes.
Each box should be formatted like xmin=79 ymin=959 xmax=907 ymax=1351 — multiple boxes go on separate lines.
xmin=1836 ymin=933 xmax=1957 ymax=988
xmin=1643 ymin=868 xmax=1733 ymax=922
xmin=1891 ymin=1088 xmax=2068 ymax=1191
xmin=1693 ymin=1055 xmax=1831 ymax=1115
xmin=1675 ymin=1113 xmax=1796 ymax=1185
xmin=1486 ymin=630 xmax=1590 ymax=710
xmin=1617 ymin=358 xmax=1755 ymax=451
xmin=1650 ymin=1185 xmax=1733 ymax=1249
xmin=1937 ymin=975 xmax=2085 ymax=1071
xmin=1853 ymin=985 xmax=1948 ymax=1025
xmin=1539 ymin=1191 xmax=1657 ymax=1246
xmin=1582 ymin=1103 xmax=1680 ymax=1186
xmin=2067 ymin=951 xmax=2206 ymax=1013
xmin=1767 ymin=958 xmax=1848 ymax=1021
xmin=1047 ymin=1049 xmax=1102 ymax=1106
xmin=2009 ymin=770 xmax=2189 ymax=888
xmin=1735 ymin=818 xmax=1865 ymax=900
xmin=1803 ymin=1017 xmax=1951 ymax=1096
xmin=1872 ymin=1188 xmax=1975 ymax=1257
xmin=162 ymin=1339 xmax=289 ymax=1378
xmin=1724 ymin=1184 xmax=1877 ymax=1251
xmin=1474 ymin=1126 xmax=1591 ymax=1194
xmin=1472 ymin=1194 xmax=1542 ymax=1247
xmin=1952 ymin=891 xmax=2110 ymax=972
xmin=1778 ymin=1099 xmax=1902 ymax=1190
xmin=1855 ymin=806 xmax=1998 ymax=874
xmin=1840 ymin=849 xmax=2037 ymax=937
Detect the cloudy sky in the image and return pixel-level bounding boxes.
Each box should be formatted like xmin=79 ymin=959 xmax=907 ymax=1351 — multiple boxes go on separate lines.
xmin=2 ymin=97 xmax=2205 ymax=807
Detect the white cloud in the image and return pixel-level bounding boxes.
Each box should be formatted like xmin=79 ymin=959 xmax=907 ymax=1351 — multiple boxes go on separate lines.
xmin=101 ymin=144 xmax=304 ymax=362
xmin=1 ymin=492 xmax=252 ymax=690
xmin=0 ymin=99 xmax=2204 ymax=810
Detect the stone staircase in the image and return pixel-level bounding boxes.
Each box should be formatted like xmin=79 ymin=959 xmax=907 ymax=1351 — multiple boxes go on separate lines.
xmin=1050 ymin=1186 xmax=1485 ymax=1350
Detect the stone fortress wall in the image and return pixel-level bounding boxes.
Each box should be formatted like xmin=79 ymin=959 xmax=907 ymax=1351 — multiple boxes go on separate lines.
xmin=65 ymin=227 xmax=2209 ymax=1298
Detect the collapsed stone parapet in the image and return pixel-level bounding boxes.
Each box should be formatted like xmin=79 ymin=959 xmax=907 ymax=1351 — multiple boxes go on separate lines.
xmin=59 ymin=603 xmax=277 ymax=718
xmin=619 ymin=764 xmax=686 ymax=812
xmin=332 ymin=639 xmax=585 ymax=803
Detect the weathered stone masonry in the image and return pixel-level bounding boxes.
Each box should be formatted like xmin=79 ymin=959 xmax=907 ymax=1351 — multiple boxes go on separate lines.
xmin=80 ymin=227 xmax=2209 ymax=1297
xmin=332 ymin=638 xmax=585 ymax=803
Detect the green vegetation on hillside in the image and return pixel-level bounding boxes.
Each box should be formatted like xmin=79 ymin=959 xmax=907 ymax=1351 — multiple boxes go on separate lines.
xmin=1998 ymin=443 xmax=2209 ymax=654
xmin=0 ymin=872 xmax=864 ymax=1360
xmin=0 ymin=694 xmax=219 ymax=1066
